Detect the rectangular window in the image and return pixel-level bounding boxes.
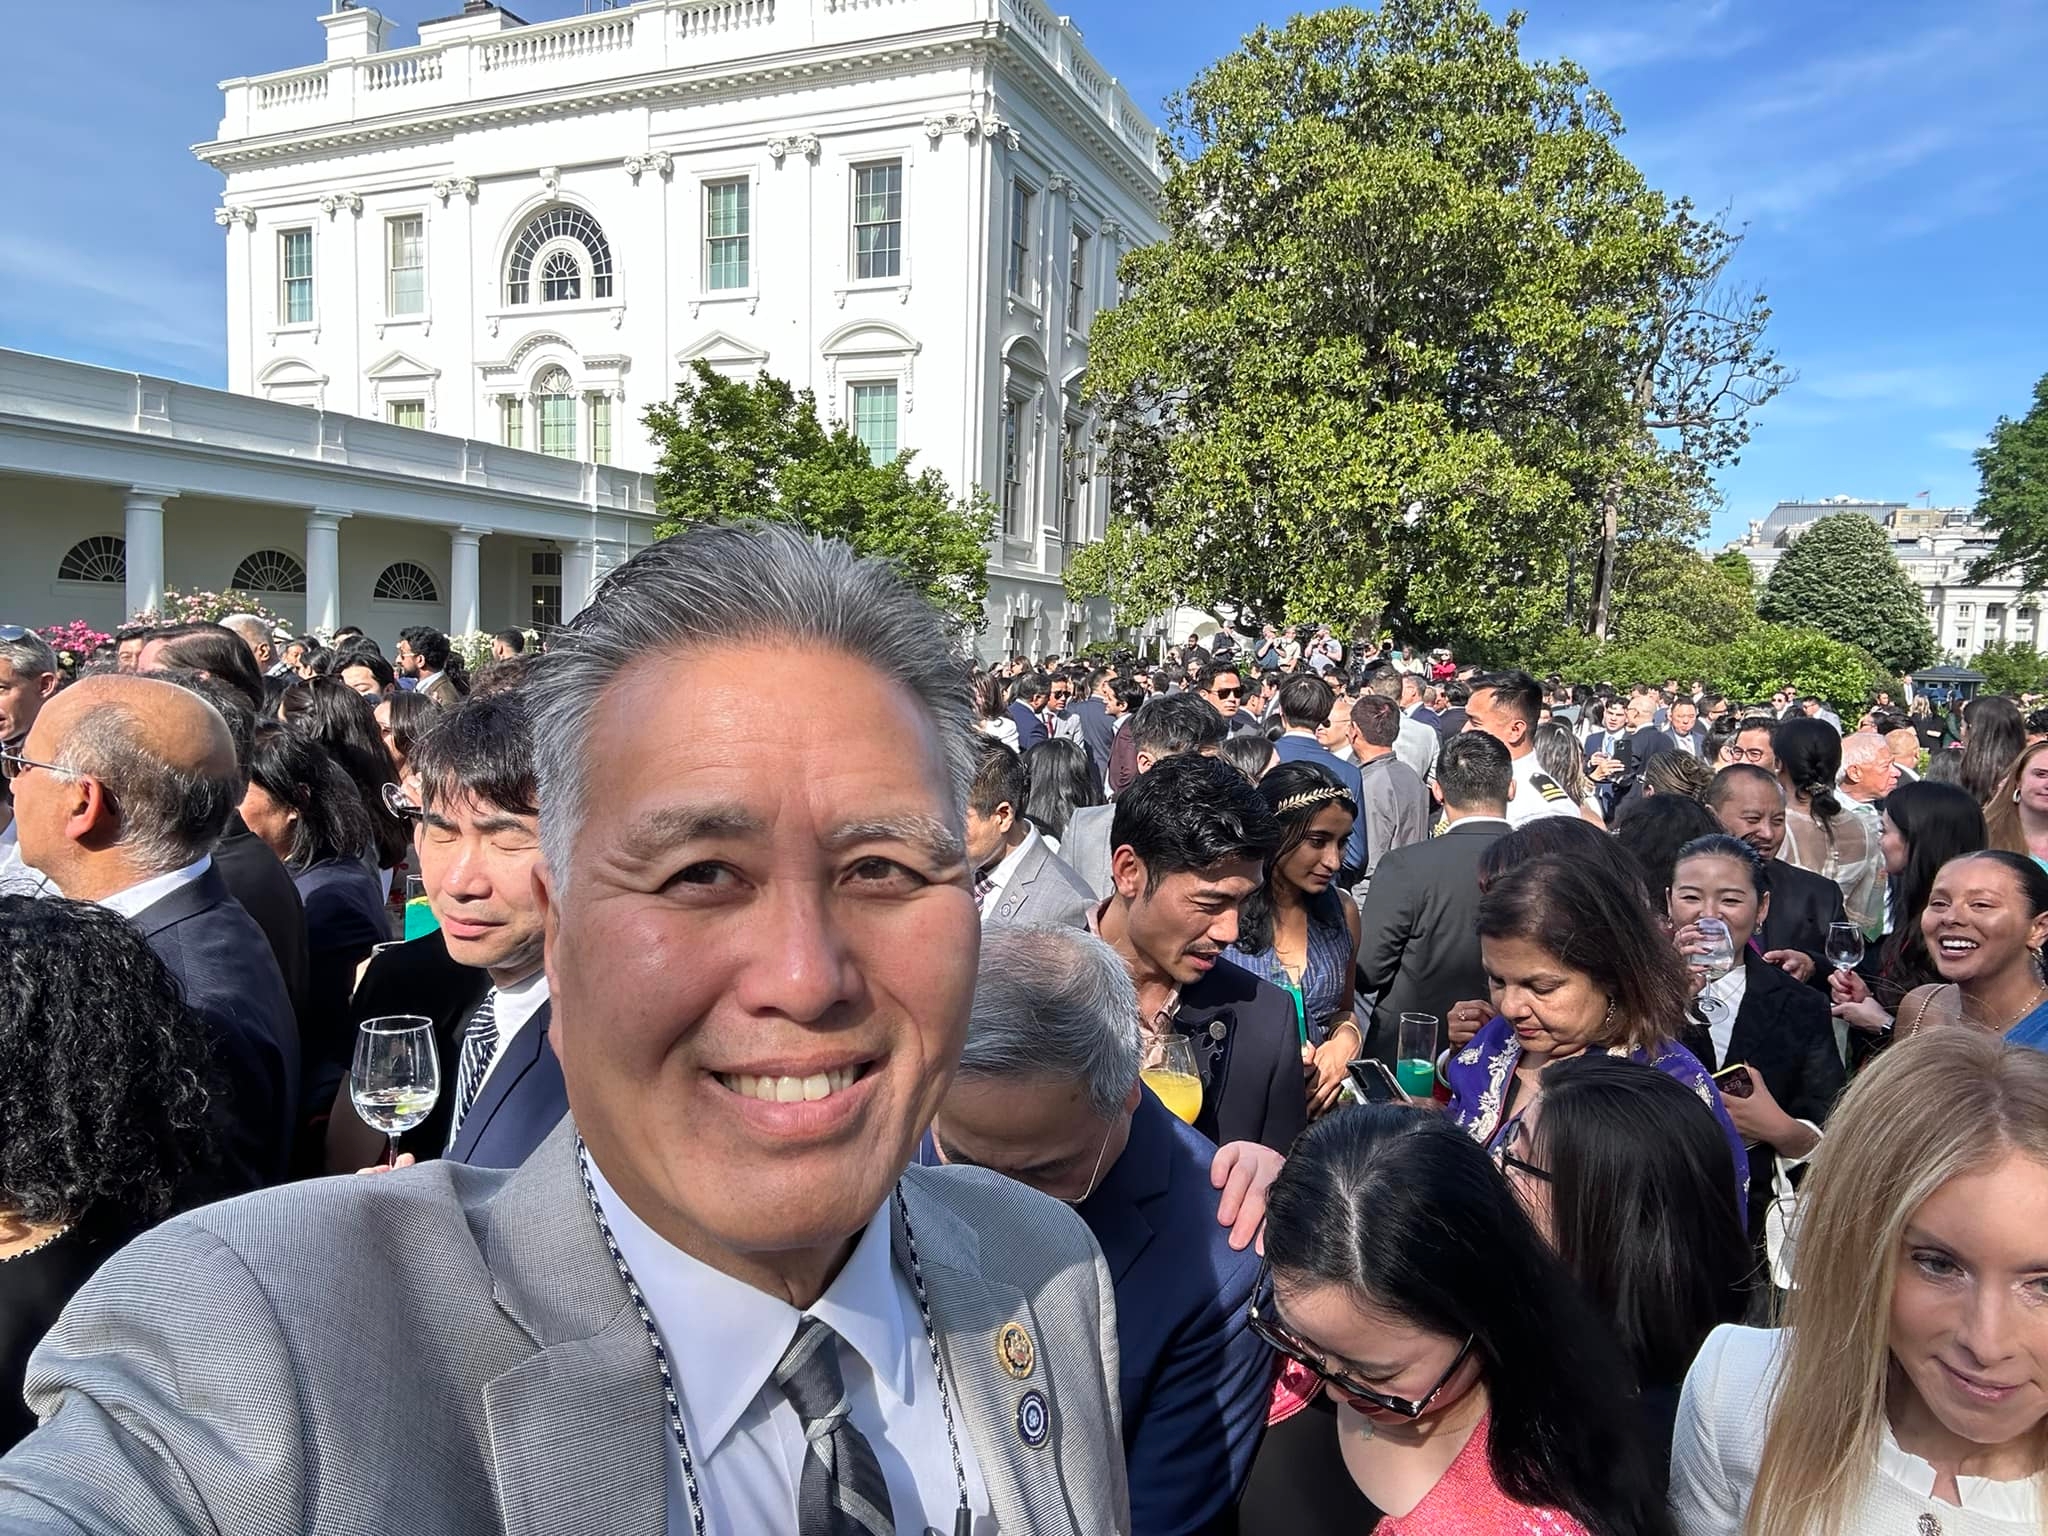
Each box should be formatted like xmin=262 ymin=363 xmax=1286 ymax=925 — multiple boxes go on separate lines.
xmin=1061 ymin=432 xmax=1087 ymax=540
xmin=1007 ymin=181 xmax=1035 ymax=300
xmin=531 ymin=550 xmax=562 ymax=578
xmin=1067 ymin=227 xmax=1090 ymax=332
xmin=851 ymin=382 xmax=899 ymax=466
xmin=852 ymin=161 xmax=903 ymax=281
xmin=386 ymin=215 xmax=425 ymax=316
xmin=539 ymin=393 xmax=577 ymax=459
xmin=503 ymin=397 xmax=524 ymax=450
xmin=591 ymin=394 xmax=613 ymax=465
xmin=280 ymin=228 xmax=314 ymax=324
xmin=387 ymin=399 xmax=426 ymax=429
xmin=1002 ymin=404 xmax=1026 ymax=537
xmin=1959 ymin=603 xmax=1973 ymax=618
xmin=531 ymin=583 xmax=562 ymax=630
xmin=705 ymin=179 xmax=751 ymax=291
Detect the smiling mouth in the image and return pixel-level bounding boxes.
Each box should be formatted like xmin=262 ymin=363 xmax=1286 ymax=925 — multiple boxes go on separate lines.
xmin=1942 ymin=1360 xmax=2024 ymax=1400
xmin=1938 ymin=937 xmax=1981 ymax=956
xmin=715 ymin=1064 xmax=869 ymax=1103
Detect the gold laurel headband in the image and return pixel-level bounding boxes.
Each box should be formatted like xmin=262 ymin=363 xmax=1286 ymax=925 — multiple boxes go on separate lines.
xmin=1275 ymin=784 xmax=1349 ymax=815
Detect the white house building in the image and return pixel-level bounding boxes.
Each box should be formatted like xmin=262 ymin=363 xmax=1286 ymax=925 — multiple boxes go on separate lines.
xmin=190 ymin=0 xmax=1167 ymax=658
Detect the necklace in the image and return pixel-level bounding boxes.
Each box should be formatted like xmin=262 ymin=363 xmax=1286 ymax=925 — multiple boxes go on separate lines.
xmin=1960 ymin=981 xmax=2048 ymax=1034
xmin=577 ymin=1140 xmax=975 ymax=1536
xmin=0 ymin=1222 xmax=70 ymax=1265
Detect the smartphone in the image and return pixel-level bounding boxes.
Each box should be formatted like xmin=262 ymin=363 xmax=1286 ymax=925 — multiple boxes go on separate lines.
xmin=1713 ymin=1062 xmax=1756 ymax=1100
xmin=1346 ymin=1058 xmax=1411 ymax=1105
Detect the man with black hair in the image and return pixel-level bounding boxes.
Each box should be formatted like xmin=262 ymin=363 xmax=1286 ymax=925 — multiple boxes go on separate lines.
xmin=398 ymin=627 xmax=461 ymax=708
xmin=1091 ymin=753 xmax=1307 ymax=1154
xmin=1707 ymin=764 xmax=1845 ymax=987
xmin=1464 ymin=670 xmax=1580 ymax=826
xmin=1362 ymin=664 xmax=1439 ymax=786
xmin=490 ymin=629 xmax=527 ymax=661
xmin=1103 ymin=678 xmax=1151 ymax=794
xmin=1196 ymin=659 xmax=1260 ymax=737
xmin=1066 ymin=693 xmax=1229 ymax=897
xmin=1348 ymin=695 xmax=1429 ymax=880
xmin=328 ymin=690 xmax=567 ymax=1173
xmin=964 ymin=735 xmax=1093 ymax=928
xmin=1272 ymin=672 xmax=1368 ymax=883
xmin=339 ymin=647 xmax=397 ymax=700
xmin=1006 ymin=671 xmax=1051 ymax=752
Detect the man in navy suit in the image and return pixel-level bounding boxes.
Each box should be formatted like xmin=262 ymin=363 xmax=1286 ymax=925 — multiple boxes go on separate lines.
xmin=1069 ymin=668 xmax=1120 ymax=785
xmin=1006 ymin=671 xmax=1051 ymax=752
xmin=929 ymin=925 xmax=1272 ymax=1536
xmin=328 ymin=690 xmax=568 ymax=1174
xmin=1270 ymin=672 xmax=1368 ymax=883
xmin=10 ymin=674 xmax=298 ymax=1194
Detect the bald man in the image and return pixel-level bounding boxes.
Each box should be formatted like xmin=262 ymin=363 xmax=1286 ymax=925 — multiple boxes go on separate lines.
xmin=13 ymin=675 xmax=299 ymax=1192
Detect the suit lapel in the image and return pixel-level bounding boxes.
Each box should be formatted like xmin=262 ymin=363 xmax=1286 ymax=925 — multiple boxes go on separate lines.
xmin=127 ymin=866 xmax=231 ymax=938
xmin=452 ymin=1002 xmax=550 ymax=1161
xmin=994 ymin=841 xmax=1045 ymax=923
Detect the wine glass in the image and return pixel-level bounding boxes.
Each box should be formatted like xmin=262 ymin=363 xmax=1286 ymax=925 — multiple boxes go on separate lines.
xmin=1689 ymin=917 xmax=1738 ymax=1017
xmin=1139 ymin=1033 xmax=1203 ymax=1126
xmin=1826 ymin=922 xmax=1866 ymax=979
xmin=351 ymin=1015 xmax=441 ymax=1168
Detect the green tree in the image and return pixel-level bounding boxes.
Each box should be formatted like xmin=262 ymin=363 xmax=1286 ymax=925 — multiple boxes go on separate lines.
xmin=1717 ymin=625 xmax=1888 ymax=711
xmin=645 ymin=361 xmax=995 ymax=628
xmin=1967 ymin=370 xmax=2048 ymax=592
xmin=1712 ymin=548 xmax=1757 ymax=592
xmin=1757 ymin=512 xmax=1936 ymax=675
xmin=1604 ymin=538 xmax=1757 ymax=650
xmin=1972 ymin=639 xmax=2048 ymax=696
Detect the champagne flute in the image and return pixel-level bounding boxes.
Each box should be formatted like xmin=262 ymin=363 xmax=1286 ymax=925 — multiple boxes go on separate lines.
xmin=1139 ymin=1033 xmax=1204 ymax=1126
xmin=1826 ymin=922 xmax=1866 ymax=979
xmin=1689 ymin=917 xmax=1738 ymax=1017
xmin=351 ymin=1015 xmax=441 ymax=1168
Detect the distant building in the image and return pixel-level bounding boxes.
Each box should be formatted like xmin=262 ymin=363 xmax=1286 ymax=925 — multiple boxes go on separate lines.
xmin=1728 ymin=496 xmax=2040 ymax=662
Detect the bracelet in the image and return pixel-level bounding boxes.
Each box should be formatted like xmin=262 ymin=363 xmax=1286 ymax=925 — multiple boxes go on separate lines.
xmin=1328 ymin=1020 xmax=1362 ymax=1047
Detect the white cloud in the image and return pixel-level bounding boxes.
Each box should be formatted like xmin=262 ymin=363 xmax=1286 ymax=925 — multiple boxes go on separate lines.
xmin=1932 ymin=429 xmax=1990 ymax=453
xmin=1552 ymin=0 xmax=1760 ymax=76
xmin=1804 ymin=366 xmax=1970 ymax=411
xmin=0 ymin=233 xmax=219 ymax=363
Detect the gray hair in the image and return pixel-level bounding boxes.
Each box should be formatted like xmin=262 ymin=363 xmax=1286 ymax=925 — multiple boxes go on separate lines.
xmin=54 ymin=700 xmax=238 ymax=875
xmin=219 ymin=614 xmax=273 ymax=652
xmin=959 ymin=926 xmax=1142 ymax=1119
xmin=0 ymin=631 xmax=58 ymax=682
xmin=527 ymin=522 xmax=976 ymax=888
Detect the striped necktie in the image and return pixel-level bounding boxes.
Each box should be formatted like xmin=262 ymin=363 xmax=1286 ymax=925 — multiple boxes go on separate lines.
xmin=449 ymin=992 xmax=500 ymax=1137
xmin=774 ymin=1316 xmax=895 ymax=1536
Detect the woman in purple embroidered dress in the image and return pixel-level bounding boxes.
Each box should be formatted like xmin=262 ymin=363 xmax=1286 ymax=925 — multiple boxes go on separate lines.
xmin=1445 ymin=853 xmax=1749 ymax=1219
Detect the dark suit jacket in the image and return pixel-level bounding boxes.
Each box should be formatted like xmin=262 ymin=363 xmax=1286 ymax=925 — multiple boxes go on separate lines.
xmin=1759 ymin=857 xmax=1849 ymax=990
xmin=1107 ymin=721 xmax=1140 ymax=796
xmin=1271 ymin=734 xmax=1368 ymax=884
xmin=130 ymin=867 xmax=299 ymax=1195
xmin=1619 ymin=727 xmax=1680 ymax=792
xmin=1687 ymin=953 xmax=1847 ymax=1246
xmin=209 ymin=816 xmax=310 ymax=1038
xmin=448 ymin=1001 xmax=568 ymax=1170
xmin=344 ymin=933 xmax=490 ymax=1161
xmin=1007 ymin=700 xmax=1048 ymax=752
xmin=1069 ymin=696 xmax=1117 ymax=785
xmin=1079 ymin=1090 xmax=1271 ymax=1535
xmin=1173 ymin=959 xmax=1309 ymax=1156
xmin=1354 ymin=817 xmax=1509 ymax=1062
xmin=1407 ymin=704 xmax=1441 ymax=731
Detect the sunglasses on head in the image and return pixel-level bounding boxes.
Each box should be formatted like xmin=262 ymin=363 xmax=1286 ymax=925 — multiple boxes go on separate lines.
xmin=0 ymin=625 xmax=31 ymax=643
xmin=1247 ymin=1260 xmax=1474 ymax=1419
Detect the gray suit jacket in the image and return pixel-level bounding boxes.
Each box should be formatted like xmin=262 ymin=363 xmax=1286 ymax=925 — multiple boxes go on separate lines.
xmin=0 ymin=1122 xmax=1131 ymax=1536
xmin=1062 ymin=803 xmax=1115 ymax=901
xmin=987 ymin=835 xmax=1096 ymax=930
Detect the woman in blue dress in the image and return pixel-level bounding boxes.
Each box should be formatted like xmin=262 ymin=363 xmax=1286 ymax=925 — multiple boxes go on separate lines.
xmin=1890 ymin=850 xmax=2048 ymax=1050
xmin=1445 ymin=850 xmax=1749 ymax=1221
xmin=1224 ymin=761 xmax=1362 ymax=1118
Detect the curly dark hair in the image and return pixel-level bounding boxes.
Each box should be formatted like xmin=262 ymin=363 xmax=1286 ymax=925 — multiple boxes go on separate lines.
xmin=0 ymin=897 xmax=215 ymax=1225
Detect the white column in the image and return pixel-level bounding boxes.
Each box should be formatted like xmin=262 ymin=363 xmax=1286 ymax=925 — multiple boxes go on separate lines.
xmin=449 ymin=526 xmax=485 ymax=636
xmin=561 ymin=539 xmax=596 ymax=626
xmin=305 ymin=509 xmax=350 ymax=636
xmin=123 ymin=486 xmax=174 ymax=619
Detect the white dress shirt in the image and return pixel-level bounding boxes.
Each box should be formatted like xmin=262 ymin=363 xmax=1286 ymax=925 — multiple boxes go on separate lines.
xmin=586 ymin=1159 xmax=993 ymax=1536
xmin=445 ymin=969 xmax=551 ymax=1151
xmin=977 ymin=824 xmax=1042 ymax=915
xmin=0 ymin=820 xmax=53 ymax=898
xmin=1699 ymin=965 xmax=1750 ymax=1066
xmin=96 ymin=856 xmax=212 ymax=919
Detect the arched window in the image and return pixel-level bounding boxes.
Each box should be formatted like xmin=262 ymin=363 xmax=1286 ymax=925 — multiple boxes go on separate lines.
xmin=505 ymin=206 xmax=613 ymax=306
xmin=230 ymin=549 xmax=307 ymax=594
xmin=534 ymin=366 xmax=577 ymax=458
xmin=373 ymin=561 xmax=440 ymax=603
xmin=58 ymin=536 xmax=126 ymax=584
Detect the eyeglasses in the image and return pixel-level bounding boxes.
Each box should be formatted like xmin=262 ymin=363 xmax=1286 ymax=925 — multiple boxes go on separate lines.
xmin=1247 ymin=1260 xmax=1475 ymax=1419
xmin=380 ymin=781 xmax=423 ymax=821
xmin=0 ymin=742 xmax=71 ymax=780
xmin=1489 ymin=1115 xmax=1551 ymax=1184
xmin=1723 ymin=746 xmax=1772 ymax=764
xmin=1211 ymin=686 xmax=1243 ymax=699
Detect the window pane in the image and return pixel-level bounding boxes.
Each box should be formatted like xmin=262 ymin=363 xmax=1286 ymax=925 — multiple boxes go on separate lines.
xmin=538 ymin=381 xmax=576 ymax=458
xmin=851 ymin=383 xmax=898 ymax=466
xmin=1007 ymin=184 xmax=1034 ymax=298
xmin=1002 ymin=407 xmax=1026 ymax=536
xmin=540 ymin=248 xmax=581 ymax=302
xmin=1068 ymin=229 xmax=1089 ymax=331
xmin=503 ymin=397 xmax=524 ymax=449
xmin=388 ymin=400 xmax=426 ymax=429
xmin=705 ymin=180 xmax=751 ymax=290
xmin=853 ymin=162 xmax=903 ymax=281
xmin=281 ymin=229 xmax=314 ymax=324
xmin=592 ymin=394 xmax=612 ymax=465
xmin=387 ymin=216 xmax=425 ymax=315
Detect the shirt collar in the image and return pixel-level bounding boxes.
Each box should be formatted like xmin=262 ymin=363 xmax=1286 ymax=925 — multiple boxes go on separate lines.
xmin=97 ymin=856 xmax=212 ymax=919
xmin=979 ymin=823 xmax=1040 ymax=890
xmin=490 ymin=969 xmax=552 ymax=1035
xmin=1085 ymin=899 xmax=1184 ymax=1028
xmin=583 ymin=1156 xmax=909 ymax=1459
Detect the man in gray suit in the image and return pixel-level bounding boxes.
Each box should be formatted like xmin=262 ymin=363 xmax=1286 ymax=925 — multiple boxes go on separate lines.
xmin=967 ymin=735 xmax=1094 ymax=929
xmin=1065 ymin=693 xmax=1228 ymax=899
xmin=1 ymin=525 xmax=1130 ymax=1536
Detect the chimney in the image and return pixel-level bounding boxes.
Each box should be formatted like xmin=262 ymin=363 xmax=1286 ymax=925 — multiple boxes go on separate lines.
xmin=321 ymin=2 xmax=394 ymax=59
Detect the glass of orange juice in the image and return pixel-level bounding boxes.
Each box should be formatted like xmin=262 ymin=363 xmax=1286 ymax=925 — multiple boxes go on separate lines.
xmin=1140 ymin=1033 xmax=1203 ymax=1125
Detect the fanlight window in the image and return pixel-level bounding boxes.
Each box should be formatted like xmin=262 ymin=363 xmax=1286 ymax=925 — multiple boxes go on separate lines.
xmin=373 ymin=561 xmax=440 ymax=603
xmin=58 ymin=536 xmax=126 ymax=584
xmin=230 ymin=549 xmax=307 ymax=594
xmin=505 ymin=207 xmax=614 ymax=306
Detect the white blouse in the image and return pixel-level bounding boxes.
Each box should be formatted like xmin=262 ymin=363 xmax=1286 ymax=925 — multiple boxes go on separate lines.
xmin=1671 ymin=1325 xmax=2043 ymax=1535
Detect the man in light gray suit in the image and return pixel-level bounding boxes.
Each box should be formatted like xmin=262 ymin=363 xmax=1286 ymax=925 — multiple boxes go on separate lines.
xmin=1 ymin=525 xmax=1130 ymax=1536
xmin=967 ymin=735 xmax=1093 ymax=929
xmin=1065 ymin=693 xmax=1228 ymax=900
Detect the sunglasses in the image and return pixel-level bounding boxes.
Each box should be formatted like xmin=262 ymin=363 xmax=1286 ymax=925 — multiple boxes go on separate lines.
xmin=381 ymin=781 xmax=424 ymax=821
xmin=0 ymin=625 xmax=31 ymax=642
xmin=1247 ymin=1260 xmax=1474 ymax=1419
xmin=1211 ymin=686 xmax=1243 ymax=699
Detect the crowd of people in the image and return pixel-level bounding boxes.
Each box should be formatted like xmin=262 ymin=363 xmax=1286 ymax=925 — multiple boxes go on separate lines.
xmin=0 ymin=542 xmax=2046 ymax=1535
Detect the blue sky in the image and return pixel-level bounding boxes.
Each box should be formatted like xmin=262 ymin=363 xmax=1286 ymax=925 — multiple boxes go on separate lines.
xmin=6 ymin=0 xmax=2044 ymax=546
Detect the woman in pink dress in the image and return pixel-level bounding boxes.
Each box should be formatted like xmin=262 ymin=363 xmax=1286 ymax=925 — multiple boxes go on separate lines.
xmin=1252 ymin=1104 xmax=1673 ymax=1536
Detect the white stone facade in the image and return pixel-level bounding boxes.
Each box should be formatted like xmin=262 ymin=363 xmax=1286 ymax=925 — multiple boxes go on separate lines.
xmin=195 ymin=0 xmax=1167 ymax=658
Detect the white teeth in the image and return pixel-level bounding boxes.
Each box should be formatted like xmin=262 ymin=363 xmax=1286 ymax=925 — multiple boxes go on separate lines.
xmin=718 ymin=1067 xmax=862 ymax=1102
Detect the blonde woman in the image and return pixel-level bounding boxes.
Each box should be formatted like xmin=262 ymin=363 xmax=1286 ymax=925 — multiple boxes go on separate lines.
xmin=1669 ymin=1028 xmax=2048 ymax=1535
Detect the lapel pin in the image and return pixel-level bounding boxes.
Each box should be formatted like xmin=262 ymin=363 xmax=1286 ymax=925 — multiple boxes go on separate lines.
xmin=1015 ymin=1388 xmax=1050 ymax=1448
xmin=996 ymin=1321 xmax=1035 ymax=1380
xmin=1208 ymin=1019 xmax=1228 ymax=1042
